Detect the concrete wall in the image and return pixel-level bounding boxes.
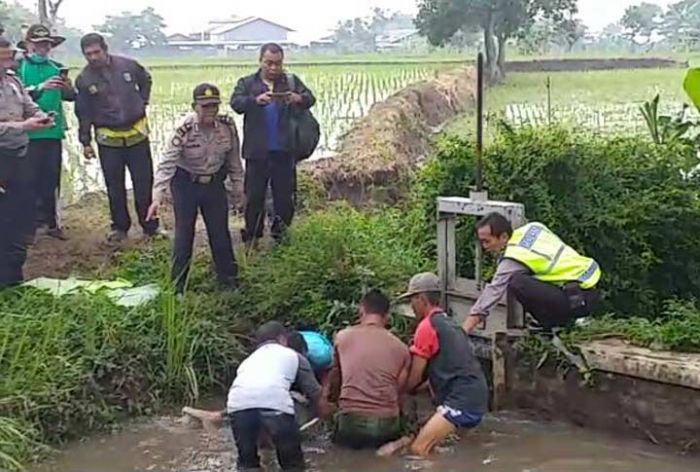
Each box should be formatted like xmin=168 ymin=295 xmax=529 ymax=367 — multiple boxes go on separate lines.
xmin=507 ymin=358 xmax=700 ymax=455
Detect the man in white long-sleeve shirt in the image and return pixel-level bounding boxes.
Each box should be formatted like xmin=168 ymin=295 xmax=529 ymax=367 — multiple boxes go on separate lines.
xmin=227 ymin=321 xmax=321 ymax=472
xmin=463 ymin=213 xmax=602 ymax=333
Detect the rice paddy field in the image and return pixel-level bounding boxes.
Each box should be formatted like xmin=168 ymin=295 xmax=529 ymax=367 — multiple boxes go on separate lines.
xmin=447 ymin=67 xmax=691 ymax=137
xmin=61 ymin=63 xmax=451 ymax=202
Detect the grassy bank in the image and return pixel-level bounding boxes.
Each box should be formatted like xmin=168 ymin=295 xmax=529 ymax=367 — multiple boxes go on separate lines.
xmin=6 ymin=118 xmax=700 ymax=469
xmin=0 ymin=204 xmax=427 ymax=470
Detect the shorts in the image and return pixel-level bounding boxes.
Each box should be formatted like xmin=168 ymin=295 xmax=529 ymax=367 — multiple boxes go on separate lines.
xmin=438 ymin=405 xmax=483 ymax=429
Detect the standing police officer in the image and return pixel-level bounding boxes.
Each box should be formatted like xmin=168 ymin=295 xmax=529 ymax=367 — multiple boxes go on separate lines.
xmin=0 ymin=36 xmax=54 ymax=288
xmin=147 ymin=84 xmax=244 ymax=294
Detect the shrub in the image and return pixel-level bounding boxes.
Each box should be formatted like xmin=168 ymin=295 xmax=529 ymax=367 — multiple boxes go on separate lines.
xmin=232 ymin=203 xmax=429 ymax=334
xmin=414 ymin=127 xmax=700 ymax=317
xmin=570 ymin=300 xmax=700 ymax=352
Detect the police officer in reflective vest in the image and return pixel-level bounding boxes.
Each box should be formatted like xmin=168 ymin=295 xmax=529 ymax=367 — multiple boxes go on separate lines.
xmin=147 ymin=83 xmax=244 ymax=294
xmin=463 ymin=212 xmax=602 ymax=333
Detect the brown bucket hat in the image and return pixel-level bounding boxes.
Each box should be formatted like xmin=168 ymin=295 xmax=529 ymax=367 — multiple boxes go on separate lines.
xmin=21 ymin=24 xmax=65 ymax=49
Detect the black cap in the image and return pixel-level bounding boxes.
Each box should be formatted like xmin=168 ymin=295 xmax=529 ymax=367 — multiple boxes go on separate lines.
xmin=25 ymin=24 xmax=65 ymax=47
xmin=193 ymin=83 xmax=221 ymax=105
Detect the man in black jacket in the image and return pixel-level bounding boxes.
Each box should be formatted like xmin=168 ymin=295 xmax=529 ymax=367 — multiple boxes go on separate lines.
xmin=75 ymin=33 xmax=160 ymax=243
xmin=231 ymin=43 xmax=315 ymax=245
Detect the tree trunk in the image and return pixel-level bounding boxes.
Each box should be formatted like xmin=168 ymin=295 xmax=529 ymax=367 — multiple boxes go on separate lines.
xmin=483 ymin=12 xmax=501 ymax=82
xmin=38 ymin=0 xmax=65 ymax=27
xmin=38 ymin=0 xmax=50 ymax=25
xmin=496 ymin=33 xmax=507 ymax=81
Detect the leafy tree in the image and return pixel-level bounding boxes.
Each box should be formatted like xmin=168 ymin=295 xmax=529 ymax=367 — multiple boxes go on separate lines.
xmin=660 ymin=0 xmax=700 ymax=51
xmin=620 ymin=2 xmax=663 ymax=47
xmin=333 ymin=8 xmax=417 ymax=53
xmin=555 ymin=17 xmax=587 ymax=51
xmin=0 ymin=1 xmax=36 ymax=40
xmin=415 ymin=0 xmax=577 ymax=80
xmin=517 ymin=15 xmax=587 ymax=54
xmin=94 ymin=7 xmax=167 ymax=52
xmin=596 ymin=22 xmax=627 ymax=50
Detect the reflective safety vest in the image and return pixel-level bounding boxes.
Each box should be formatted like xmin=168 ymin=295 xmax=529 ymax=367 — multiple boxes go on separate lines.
xmin=504 ymin=222 xmax=601 ymax=289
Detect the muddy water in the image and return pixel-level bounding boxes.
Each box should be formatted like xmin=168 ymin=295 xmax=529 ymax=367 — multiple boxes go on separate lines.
xmin=33 ymin=410 xmax=700 ymax=472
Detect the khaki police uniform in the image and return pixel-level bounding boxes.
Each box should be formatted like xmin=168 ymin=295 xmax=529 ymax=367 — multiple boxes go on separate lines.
xmin=153 ymin=99 xmax=244 ymax=292
xmin=0 ymin=71 xmax=41 ymax=287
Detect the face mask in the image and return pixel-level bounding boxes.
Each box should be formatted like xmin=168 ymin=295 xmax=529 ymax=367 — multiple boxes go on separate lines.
xmin=29 ymin=53 xmax=48 ymax=62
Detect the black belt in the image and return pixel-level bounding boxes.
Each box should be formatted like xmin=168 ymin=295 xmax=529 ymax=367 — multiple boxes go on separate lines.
xmin=176 ymin=167 xmax=224 ymax=184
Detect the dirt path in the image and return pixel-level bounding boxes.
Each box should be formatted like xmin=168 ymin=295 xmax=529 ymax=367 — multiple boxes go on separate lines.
xmin=24 ymin=192 xmax=247 ymax=280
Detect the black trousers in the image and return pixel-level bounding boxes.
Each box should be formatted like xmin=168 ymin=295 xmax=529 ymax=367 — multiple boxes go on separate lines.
xmin=98 ymin=140 xmax=159 ymax=234
xmin=508 ymin=273 xmax=600 ymax=329
xmin=0 ymin=150 xmax=35 ymax=288
xmin=27 ymin=139 xmax=62 ymax=229
xmin=171 ymin=168 xmax=238 ymax=293
xmin=244 ymin=152 xmax=295 ymax=241
xmin=230 ymin=409 xmax=304 ymax=471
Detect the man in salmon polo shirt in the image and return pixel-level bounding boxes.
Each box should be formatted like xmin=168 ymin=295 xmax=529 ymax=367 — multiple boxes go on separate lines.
xmin=325 ymin=289 xmax=411 ymax=450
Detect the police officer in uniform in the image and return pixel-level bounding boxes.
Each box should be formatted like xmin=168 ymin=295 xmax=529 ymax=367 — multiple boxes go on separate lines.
xmin=147 ymin=84 xmax=244 ymax=293
xmin=0 ymin=36 xmax=54 ymax=288
xmin=463 ymin=212 xmax=602 ymax=333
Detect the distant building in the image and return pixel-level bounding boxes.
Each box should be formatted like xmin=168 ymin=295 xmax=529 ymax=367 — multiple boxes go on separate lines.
xmin=167 ymin=16 xmax=295 ymax=52
xmin=376 ymin=29 xmax=420 ymax=51
xmin=308 ymin=28 xmax=423 ymax=53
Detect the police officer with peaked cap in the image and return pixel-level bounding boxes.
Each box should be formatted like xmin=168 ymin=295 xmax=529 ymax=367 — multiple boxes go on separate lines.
xmin=148 ymin=83 xmax=244 ymax=293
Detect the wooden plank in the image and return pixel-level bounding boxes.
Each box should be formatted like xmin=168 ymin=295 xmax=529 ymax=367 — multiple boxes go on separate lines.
xmin=579 ymin=339 xmax=700 ymax=391
xmin=492 ymin=332 xmax=508 ymax=410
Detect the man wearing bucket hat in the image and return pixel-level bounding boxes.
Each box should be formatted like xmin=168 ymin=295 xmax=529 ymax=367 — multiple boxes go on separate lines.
xmin=384 ymin=272 xmax=488 ymax=457
xmin=17 ymin=24 xmax=75 ymax=241
xmin=147 ymin=83 xmax=244 ymax=294
xmin=0 ymin=35 xmax=55 ymax=287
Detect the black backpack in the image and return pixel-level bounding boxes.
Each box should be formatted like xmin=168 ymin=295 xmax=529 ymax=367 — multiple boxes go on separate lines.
xmin=287 ymin=74 xmax=320 ymax=161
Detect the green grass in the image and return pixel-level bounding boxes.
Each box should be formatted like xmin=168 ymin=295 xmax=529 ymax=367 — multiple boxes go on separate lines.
xmin=447 ymin=67 xmax=690 ymax=137
xmin=0 ymin=241 xmax=251 ymax=471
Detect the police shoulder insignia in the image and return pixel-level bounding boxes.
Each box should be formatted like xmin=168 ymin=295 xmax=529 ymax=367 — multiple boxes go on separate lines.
xmin=216 ymin=115 xmax=234 ymax=125
xmin=175 ymin=123 xmax=192 ymax=137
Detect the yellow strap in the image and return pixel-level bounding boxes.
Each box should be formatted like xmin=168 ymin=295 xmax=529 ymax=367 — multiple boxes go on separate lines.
xmin=97 ymin=117 xmax=149 ymax=139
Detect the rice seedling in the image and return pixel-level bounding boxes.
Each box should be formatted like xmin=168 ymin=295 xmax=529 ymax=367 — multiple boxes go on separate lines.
xmin=60 ymin=63 xmax=449 ymax=202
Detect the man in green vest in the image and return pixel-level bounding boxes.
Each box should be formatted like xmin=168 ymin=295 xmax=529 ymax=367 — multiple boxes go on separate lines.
xmin=463 ymin=212 xmax=601 ymax=333
xmin=17 ymin=24 xmax=75 ymax=240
